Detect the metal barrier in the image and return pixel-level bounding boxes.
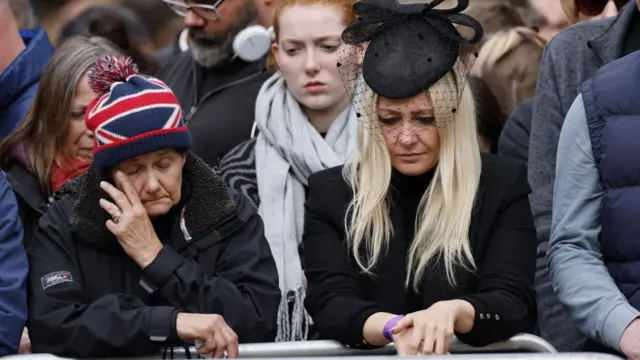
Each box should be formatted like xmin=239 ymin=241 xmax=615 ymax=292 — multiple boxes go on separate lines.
xmin=166 ymin=333 xmax=557 ymax=358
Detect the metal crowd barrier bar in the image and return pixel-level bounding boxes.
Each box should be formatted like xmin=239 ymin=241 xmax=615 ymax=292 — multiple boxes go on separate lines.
xmin=222 ymin=355 xmax=620 ymax=360
xmin=166 ymin=333 xmax=557 ymax=358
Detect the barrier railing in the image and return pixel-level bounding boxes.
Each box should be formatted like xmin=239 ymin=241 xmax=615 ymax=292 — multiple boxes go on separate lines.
xmin=166 ymin=333 xmax=557 ymax=358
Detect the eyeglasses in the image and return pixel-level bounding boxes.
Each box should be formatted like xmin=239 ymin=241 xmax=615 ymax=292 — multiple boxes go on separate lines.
xmin=163 ymin=0 xmax=225 ymax=21
xmin=575 ymin=0 xmax=629 ymax=16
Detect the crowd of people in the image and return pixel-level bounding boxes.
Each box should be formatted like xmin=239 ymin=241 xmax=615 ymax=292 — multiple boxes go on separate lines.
xmin=0 ymin=0 xmax=639 ymax=358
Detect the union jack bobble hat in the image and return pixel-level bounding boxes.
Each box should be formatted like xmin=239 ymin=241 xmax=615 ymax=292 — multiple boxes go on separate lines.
xmin=85 ymin=54 xmax=192 ymax=170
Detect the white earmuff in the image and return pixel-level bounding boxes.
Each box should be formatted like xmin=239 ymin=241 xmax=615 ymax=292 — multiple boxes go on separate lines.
xmin=232 ymin=25 xmax=275 ymax=62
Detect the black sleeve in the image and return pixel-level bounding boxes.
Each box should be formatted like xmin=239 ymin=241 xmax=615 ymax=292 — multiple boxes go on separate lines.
xmin=139 ymin=190 xmax=281 ymax=343
xmin=28 ymin=199 xmax=177 ymax=358
xmin=498 ymin=99 xmax=533 ymax=165
xmin=303 ymin=174 xmax=386 ymax=348
xmin=456 ymin=163 xmax=537 ymax=346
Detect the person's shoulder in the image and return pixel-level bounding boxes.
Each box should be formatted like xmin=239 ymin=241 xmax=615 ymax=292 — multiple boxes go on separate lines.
xmin=43 ymin=178 xmax=82 ymax=229
xmin=549 ymin=15 xmax=614 ymax=45
xmin=44 ymin=194 xmax=75 ymax=221
xmin=480 ymin=153 xmax=528 ymax=187
xmin=219 ymin=138 xmax=257 ymax=169
xmin=591 ymin=50 xmax=640 ymax=89
xmin=156 ymin=51 xmax=192 ymax=83
xmin=308 ymin=165 xmax=348 ymax=190
xmin=307 ymin=166 xmax=351 ymax=218
xmin=544 ymin=16 xmax=612 ymax=59
xmin=0 ymin=171 xmax=16 ymax=202
xmin=218 ymin=138 xmax=257 ymax=181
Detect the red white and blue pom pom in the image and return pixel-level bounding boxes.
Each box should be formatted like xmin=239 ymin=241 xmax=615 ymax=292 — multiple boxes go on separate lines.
xmin=88 ymin=54 xmax=139 ymax=94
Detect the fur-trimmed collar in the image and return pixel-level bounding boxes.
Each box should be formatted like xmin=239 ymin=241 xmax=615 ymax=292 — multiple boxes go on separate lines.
xmin=61 ymin=152 xmax=237 ymax=249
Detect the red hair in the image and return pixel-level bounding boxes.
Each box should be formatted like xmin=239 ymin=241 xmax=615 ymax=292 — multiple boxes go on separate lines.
xmin=266 ymin=0 xmax=357 ymax=70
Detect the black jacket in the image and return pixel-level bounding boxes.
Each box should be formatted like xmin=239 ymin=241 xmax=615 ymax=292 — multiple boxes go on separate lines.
xmin=303 ymin=154 xmax=537 ymax=348
xmin=157 ymin=52 xmax=273 ymax=167
xmin=27 ymin=153 xmax=281 ymax=358
xmin=4 ymin=159 xmax=50 ymax=249
xmin=498 ymin=98 xmax=534 ymax=166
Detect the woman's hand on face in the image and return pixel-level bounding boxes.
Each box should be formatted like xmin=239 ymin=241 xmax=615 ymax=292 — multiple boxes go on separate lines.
xmin=391 ymin=300 xmax=463 ymax=356
xmin=99 ymin=171 xmax=163 ymax=268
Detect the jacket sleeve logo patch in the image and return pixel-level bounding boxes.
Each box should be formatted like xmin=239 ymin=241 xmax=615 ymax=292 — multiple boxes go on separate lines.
xmin=41 ymin=271 xmax=73 ymax=290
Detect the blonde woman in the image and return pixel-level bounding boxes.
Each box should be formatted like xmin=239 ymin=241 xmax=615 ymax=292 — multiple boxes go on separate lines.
xmin=303 ymin=0 xmax=537 ymax=356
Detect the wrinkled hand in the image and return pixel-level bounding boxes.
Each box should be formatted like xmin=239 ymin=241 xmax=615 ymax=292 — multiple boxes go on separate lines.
xmin=99 ymin=171 xmax=162 ymax=268
xmin=18 ymin=328 xmax=30 ymax=354
xmin=620 ymin=318 xmax=640 ymax=359
xmin=391 ymin=300 xmax=463 ymax=356
xmin=176 ymin=313 xmax=239 ymax=358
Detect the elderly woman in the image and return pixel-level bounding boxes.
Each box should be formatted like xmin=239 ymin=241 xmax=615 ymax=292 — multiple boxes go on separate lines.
xmin=27 ymin=55 xmax=280 ymax=358
xmin=303 ymin=0 xmax=537 ymax=356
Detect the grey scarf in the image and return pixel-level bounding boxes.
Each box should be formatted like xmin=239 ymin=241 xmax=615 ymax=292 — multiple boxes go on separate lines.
xmin=255 ymin=72 xmax=357 ymax=341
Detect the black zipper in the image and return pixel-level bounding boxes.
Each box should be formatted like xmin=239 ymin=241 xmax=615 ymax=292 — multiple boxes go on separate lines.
xmin=185 ymin=62 xmax=266 ymax=124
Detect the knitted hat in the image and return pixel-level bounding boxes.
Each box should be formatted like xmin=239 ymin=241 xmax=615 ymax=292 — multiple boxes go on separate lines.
xmin=85 ymin=54 xmax=192 ymax=170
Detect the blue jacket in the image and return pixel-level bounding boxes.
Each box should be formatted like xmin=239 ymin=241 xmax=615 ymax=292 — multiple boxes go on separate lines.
xmin=0 ymin=171 xmax=28 ymax=355
xmin=0 ymin=28 xmax=53 ymax=138
xmin=582 ymin=50 xmax=640 ymax=311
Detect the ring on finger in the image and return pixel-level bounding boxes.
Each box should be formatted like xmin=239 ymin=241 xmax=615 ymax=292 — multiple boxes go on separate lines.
xmin=112 ymin=210 xmax=123 ymax=223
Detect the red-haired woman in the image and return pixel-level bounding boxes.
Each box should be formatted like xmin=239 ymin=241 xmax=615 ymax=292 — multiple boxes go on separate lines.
xmin=218 ymin=0 xmax=357 ymax=342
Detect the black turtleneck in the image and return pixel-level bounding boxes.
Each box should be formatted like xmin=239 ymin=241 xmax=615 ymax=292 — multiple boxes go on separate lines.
xmin=390 ymin=167 xmax=436 ymax=243
xmin=374 ymin=167 xmax=437 ymax=313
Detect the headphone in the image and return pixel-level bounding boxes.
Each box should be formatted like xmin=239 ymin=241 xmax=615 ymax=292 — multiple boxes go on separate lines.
xmin=178 ymin=25 xmax=275 ymax=63
xmin=232 ymin=25 xmax=275 ymax=62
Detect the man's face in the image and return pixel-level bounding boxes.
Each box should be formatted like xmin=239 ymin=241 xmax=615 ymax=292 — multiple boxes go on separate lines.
xmin=184 ymin=0 xmax=258 ymax=68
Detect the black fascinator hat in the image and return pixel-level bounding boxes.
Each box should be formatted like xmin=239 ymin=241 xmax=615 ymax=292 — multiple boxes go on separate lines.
xmin=337 ymin=0 xmax=483 ymax=135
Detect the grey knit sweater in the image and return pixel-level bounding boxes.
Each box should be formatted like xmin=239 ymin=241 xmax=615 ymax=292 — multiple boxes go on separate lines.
xmin=529 ymin=3 xmax=638 ymax=352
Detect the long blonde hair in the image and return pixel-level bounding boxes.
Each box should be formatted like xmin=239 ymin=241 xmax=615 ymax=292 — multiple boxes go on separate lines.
xmin=343 ymin=68 xmax=482 ymax=289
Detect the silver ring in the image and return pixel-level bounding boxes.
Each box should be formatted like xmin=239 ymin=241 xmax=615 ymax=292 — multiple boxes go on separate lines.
xmin=112 ymin=210 xmax=123 ymax=223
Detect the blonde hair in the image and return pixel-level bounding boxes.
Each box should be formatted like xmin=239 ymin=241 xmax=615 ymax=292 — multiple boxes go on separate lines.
xmin=343 ymin=68 xmax=482 ymax=289
xmin=474 ymin=27 xmax=546 ymax=117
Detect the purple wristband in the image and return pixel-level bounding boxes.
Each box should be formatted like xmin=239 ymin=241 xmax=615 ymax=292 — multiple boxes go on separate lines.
xmin=383 ymin=315 xmax=404 ymax=342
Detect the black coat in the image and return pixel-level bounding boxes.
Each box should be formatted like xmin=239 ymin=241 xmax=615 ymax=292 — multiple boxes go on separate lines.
xmin=157 ymin=53 xmax=273 ymax=167
xmin=5 ymin=161 xmax=49 ymax=249
xmin=303 ymin=153 xmax=537 ymax=348
xmin=498 ymin=98 xmax=534 ymax=166
xmin=27 ymin=153 xmax=281 ymax=358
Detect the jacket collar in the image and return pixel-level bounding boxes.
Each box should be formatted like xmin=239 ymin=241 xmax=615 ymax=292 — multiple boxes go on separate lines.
xmin=0 ymin=28 xmax=54 ymax=108
xmin=588 ymin=2 xmax=638 ymax=65
xmin=61 ymin=152 xmax=237 ymax=249
xmin=5 ymin=161 xmax=47 ymax=214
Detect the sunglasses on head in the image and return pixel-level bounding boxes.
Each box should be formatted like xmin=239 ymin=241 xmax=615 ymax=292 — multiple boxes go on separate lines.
xmin=575 ymin=0 xmax=630 ymax=16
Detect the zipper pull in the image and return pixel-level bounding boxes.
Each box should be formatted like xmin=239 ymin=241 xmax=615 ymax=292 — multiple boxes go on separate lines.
xmin=185 ymin=106 xmax=197 ymax=123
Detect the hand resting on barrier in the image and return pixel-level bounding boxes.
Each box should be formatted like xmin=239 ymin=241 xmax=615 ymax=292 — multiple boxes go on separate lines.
xmin=391 ymin=300 xmax=475 ymax=356
xmin=176 ymin=313 xmax=239 ymax=358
